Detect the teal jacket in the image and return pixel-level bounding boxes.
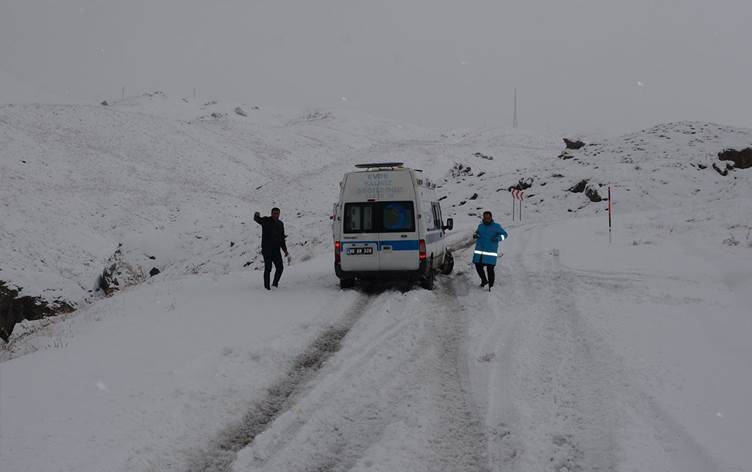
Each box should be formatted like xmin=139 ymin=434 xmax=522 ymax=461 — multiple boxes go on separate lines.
xmin=472 ymin=220 xmax=508 ymax=266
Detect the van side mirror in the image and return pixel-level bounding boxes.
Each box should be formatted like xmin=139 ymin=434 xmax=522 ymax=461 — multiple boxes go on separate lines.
xmin=443 ymin=218 xmax=453 ymax=231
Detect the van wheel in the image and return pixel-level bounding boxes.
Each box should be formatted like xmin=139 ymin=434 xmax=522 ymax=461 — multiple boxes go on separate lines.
xmin=440 ymin=250 xmax=454 ymax=275
xmin=420 ymin=258 xmax=435 ymax=290
xmin=340 ymin=278 xmax=355 ymax=289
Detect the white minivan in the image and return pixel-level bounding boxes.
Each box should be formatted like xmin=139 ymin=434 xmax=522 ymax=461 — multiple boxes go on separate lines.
xmin=332 ymin=162 xmax=454 ymax=289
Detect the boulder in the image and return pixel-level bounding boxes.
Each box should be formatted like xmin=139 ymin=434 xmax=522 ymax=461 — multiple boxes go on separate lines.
xmin=473 ymin=152 xmax=494 ymax=160
xmin=712 ymin=162 xmax=728 ymax=176
xmin=1 ymin=281 xmax=74 ymax=342
xmin=585 ymin=186 xmax=602 ymax=202
xmin=507 ymin=178 xmax=534 ymax=192
xmin=563 ymin=138 xmax=586 ymax=150
xmin=450 ymin=163 xmax=473 ymax=178
xmin=718 ymin=148 xmax=752 ymax=169
xmin=517 ymin=177 xmax=534 ymax=190
xmin=99 ymin=247 xmax=146 ymax=296
xmin=568 ymin=179 xmax=588 ymax=193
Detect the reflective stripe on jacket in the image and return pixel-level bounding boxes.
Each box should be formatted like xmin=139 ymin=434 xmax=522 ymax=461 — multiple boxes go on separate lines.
xmin=472 ymin=221 xmax=508 ymax=266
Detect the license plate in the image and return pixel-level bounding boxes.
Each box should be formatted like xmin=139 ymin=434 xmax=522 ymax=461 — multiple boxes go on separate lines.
xmin=346 ymin=247 xmax=373 ymax=255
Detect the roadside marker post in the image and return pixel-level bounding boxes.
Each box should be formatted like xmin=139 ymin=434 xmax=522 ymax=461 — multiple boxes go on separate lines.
xmin=511 ymin=189 xmax=525 ymax=222
xmin=608 ymin=185 xmax=612 ymax=244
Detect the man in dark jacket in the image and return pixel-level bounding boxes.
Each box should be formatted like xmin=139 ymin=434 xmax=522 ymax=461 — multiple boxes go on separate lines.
xmin=254 ymin=207 xmax=289 ymax=290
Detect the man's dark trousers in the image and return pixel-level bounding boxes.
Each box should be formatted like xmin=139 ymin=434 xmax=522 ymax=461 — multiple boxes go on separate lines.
xmin=475 ymin=263 xmax=495 ymax=287
xmin=263 ymin=249 xmax=284 ymax=289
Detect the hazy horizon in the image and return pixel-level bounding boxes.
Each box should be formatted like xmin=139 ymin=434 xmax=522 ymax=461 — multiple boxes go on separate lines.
xmin=2 ymin=0 xmax=750 ymax=134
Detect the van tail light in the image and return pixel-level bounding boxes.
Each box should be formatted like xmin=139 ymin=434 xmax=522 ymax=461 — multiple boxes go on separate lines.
xmin=334 ymin=241 xmax=341 ymax=263
xmin=419 ymin=239 xmax=427 ymax=262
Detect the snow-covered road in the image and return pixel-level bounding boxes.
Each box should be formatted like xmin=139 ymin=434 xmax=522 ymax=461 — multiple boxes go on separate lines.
xmin=229 ymin=275 xmax=489 ymax=472
xmin=471 ymin=222 xmax=728 ymax=472
xmin=3 ymin=213 xmax=750 ymax=471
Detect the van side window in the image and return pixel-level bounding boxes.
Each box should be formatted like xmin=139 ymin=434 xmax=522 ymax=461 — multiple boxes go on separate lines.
xmin=431 ymin=202 xmax=442 ymax=230
xmin=344 ymin=203 xmax=374 ymax=233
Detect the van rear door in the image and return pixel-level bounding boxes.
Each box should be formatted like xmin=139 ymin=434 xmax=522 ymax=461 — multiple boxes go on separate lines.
xmin=340 ymin=202 xmax=379 ymax=272
xmin=378 ymin=201 xmax=420 ymax=271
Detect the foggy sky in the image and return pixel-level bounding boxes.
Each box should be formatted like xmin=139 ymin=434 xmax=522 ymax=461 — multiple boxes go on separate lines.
xmin=1 ymin=0 xmax=750 ymax=134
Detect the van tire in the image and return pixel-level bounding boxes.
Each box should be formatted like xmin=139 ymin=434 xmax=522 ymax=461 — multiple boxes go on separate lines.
xmin=340 ymin=278 xmax=355 ymax=289
xmin=440 ymin=250 xmax=454 ymax=275
xmin=420 ymin=258 xmax=435 ymax=290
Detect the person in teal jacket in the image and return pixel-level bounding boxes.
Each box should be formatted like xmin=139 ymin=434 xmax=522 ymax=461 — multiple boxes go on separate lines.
xmin=472 ymin=211 xmax=509 ymax=290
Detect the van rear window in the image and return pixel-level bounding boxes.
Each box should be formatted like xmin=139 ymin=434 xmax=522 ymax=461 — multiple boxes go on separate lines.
xmin=381 ymin=202 xmax=415 ymax=232
xmin=344 ymin=203 xmax=374 ymax=233
xmin=343 ymin=201 xmax=415 ymax=233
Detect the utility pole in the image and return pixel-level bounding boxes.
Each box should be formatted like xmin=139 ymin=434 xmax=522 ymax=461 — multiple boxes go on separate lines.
xmin=513 ymin=88 xmax=518 ymax=129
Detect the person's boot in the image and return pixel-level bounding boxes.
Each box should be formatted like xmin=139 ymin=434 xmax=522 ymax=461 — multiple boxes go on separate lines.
xmin=476 ymin=266 xmax=488 ymax=288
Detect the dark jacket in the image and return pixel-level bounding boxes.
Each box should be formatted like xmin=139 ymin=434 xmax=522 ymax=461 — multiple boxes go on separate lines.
xmin=254 ymin=214 xmax=288 ymax=253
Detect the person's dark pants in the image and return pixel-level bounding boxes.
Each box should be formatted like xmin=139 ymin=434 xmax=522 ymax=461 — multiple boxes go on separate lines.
xmin=263 ymin=249 xmax=284 ymax=289
xmin=475 ymin=263 xmax=495 ymax=287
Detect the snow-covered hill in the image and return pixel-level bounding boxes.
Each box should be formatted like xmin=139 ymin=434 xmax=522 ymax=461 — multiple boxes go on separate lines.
xmin=2 ymin=94 xmax=751 ymax=337
xmin=0 ymin=93 xmax=441 ymax=317
xmin=1 ymin=94 xmax=752 ymax=472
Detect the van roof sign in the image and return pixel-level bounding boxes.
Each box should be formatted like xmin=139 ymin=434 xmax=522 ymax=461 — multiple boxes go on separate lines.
xmin=354 ymin=162 xmax=404 ymax=169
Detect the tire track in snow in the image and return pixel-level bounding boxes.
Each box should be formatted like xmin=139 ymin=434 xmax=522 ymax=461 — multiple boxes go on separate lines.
xmin=225 ymin=280 xmax=489 ymax=472
xmin=480 ymin=223 xmax=722 ymax=472
xmin=425 ymin=275 xmax=490 ymax=472
xmin=474 ymin=224 xmax=620 ymax=472
xmin=185 ymin=294 xmax=372 ymax=472
xmin=537 ymin=238 xmax=723 ymax=472
xmin=529 ymin=252 xmax=620 ymax=472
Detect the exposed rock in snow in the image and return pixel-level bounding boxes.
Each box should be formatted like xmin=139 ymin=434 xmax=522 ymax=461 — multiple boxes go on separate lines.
xmin=718 ymin=147 xmax=752 ymax=169
xmin=568 ymin=179 xmax=588 ymax=193
xmin=473 ymin=151 xmax=494 ymax=160
xmin=563 ymin=138 xmax=586 ymax=149
xmin=585 ymin=185 xmax=603 ymax=202
xmin=713 ymin=162 xmax=729 ymax=176
xmin=450 ymin=163 xmax=473 ymax=177
xmin=99 ymin=247 xmax=146 ymax=296
xmin=0 ymin=281 xmax=74 ymax=342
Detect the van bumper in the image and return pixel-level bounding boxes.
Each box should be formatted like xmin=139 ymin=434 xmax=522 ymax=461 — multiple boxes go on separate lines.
xmin=335 ymin=261 xmax=428 ymax=281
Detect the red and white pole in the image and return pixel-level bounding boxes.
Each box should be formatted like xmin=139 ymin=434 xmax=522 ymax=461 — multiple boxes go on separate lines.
xmin=510 ymin=189 xmax=525 ymax=222
xmin=520 ymin=191 xmax=523 ymax=221
xmin=608 ymin=185 xmax=612 ymax=243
